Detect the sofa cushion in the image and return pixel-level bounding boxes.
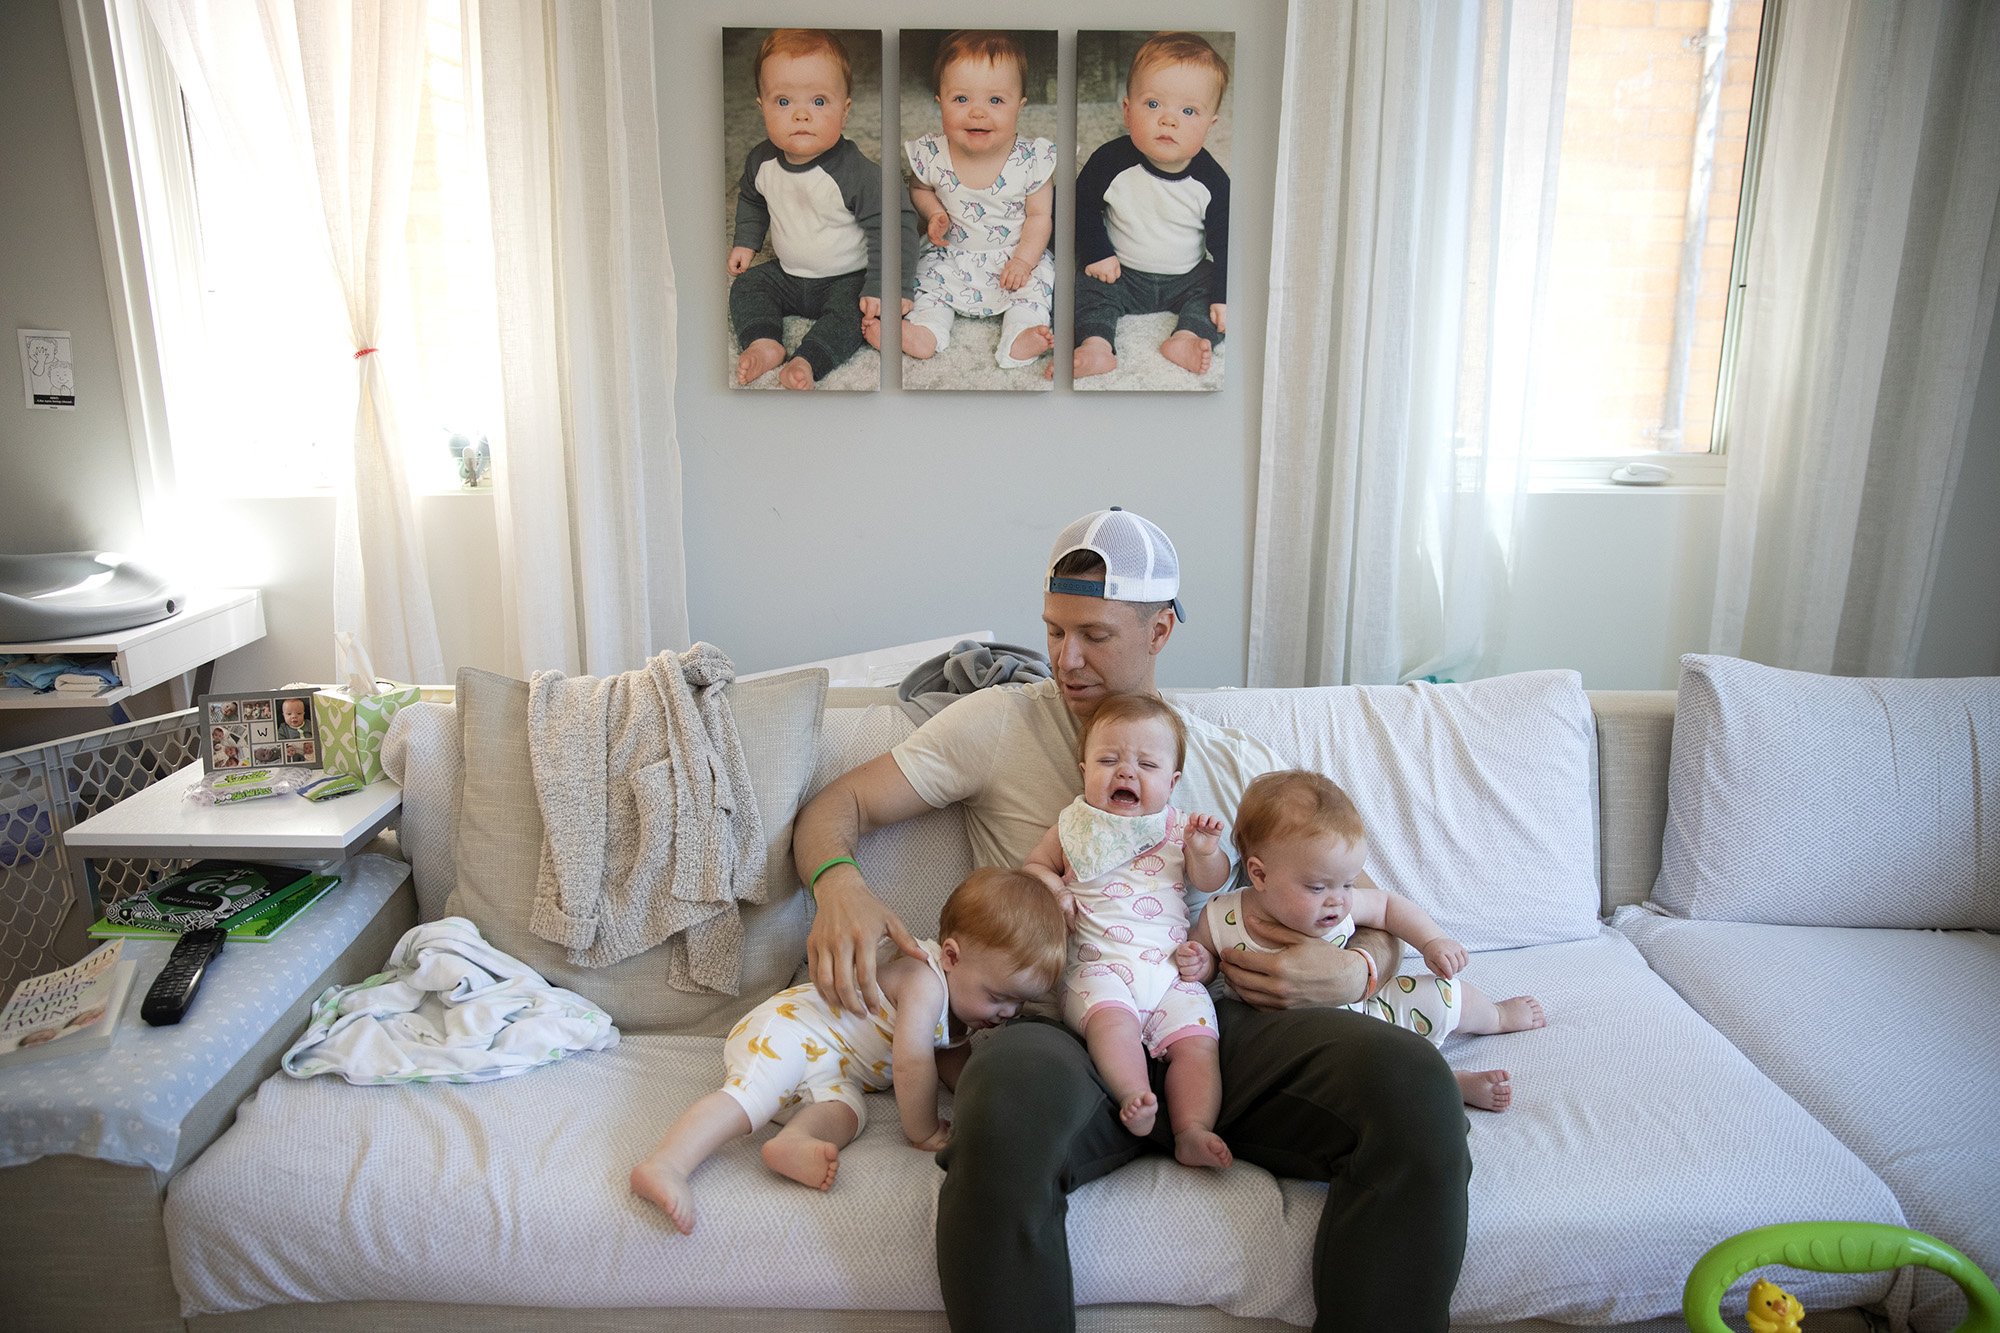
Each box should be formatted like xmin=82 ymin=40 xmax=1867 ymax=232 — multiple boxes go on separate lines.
xmin=1172 ymin=670 xmax=1600 ymax=952
xmin=1654 ymin=654 xmax=2000 ymax=928
xmin=1615 ymin=908 xmax=1997 ymax=1331
xmin=446 ymin=665 xmax=826 ymax=1036
xmin=162 ymin=931 xmax=1902 ymax=1326
xmin=809 ymin=700 xmax=971 ymax=941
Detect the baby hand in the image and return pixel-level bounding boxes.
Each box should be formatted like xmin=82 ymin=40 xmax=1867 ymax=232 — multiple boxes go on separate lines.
xmin=1085 ymin=256 xmax=1122 ymax=284
xmin=912 ymin=1121 xmax=951 ymax=1152
xmin=927 ymin=211 xmax=952 ymax=246
xmin=1421 ymin=936 xmax=1468 ymax=979
xmin=727 ymin=246 xmax=756 ymax=275
xmin=1182 ymin=811 xmax=1224 ymax=857
xmin=1174 ymin=940 xmax=1213 ymax=983
xmin=999 ymin=257 xmax=1031 ymax=291
xmin=1209 ymin=302 xmax=1227 ymax=335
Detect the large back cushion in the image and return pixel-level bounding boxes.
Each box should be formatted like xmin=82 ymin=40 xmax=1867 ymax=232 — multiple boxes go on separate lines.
xmin=447 ymin=665 xmax=826 ymax=1035
xmin=1172 ymin=670 xmax=1601 ymax=953
xmin=1654 ymin=654 xmax=2000 ymax=928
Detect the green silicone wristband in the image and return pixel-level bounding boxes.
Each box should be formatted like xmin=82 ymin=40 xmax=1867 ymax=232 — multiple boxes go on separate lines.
xmin=808 ymin=855 xmax=858 ymax=894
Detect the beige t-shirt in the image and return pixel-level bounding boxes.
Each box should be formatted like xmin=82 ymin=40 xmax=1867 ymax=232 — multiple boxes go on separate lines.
xmin=891 ymin=679 xmax=1279 ymax=883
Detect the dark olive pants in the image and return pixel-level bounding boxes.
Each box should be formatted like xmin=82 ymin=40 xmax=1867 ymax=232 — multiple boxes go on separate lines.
xmin=935 ymin=1002 xmax=1470 ymax=1332
xmin=1072 ymin=259 xmax=1223 ymax=348
xmin=727 ymin=261 xmax=867 ymax=381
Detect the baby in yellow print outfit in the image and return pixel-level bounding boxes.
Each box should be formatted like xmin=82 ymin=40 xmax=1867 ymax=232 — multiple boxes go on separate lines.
xmin=631 ymin=867 xmax=1066 ymax=1233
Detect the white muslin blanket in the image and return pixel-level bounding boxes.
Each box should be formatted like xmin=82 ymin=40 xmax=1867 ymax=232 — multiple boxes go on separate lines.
xmin=282 ymin=918 xmax=618 ymax=1085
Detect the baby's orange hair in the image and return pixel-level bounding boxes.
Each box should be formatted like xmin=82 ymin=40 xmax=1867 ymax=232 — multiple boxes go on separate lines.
xmin=1128 ymin=31 xmax=1230 ymax=101
xmin=938 ymin=867 xmax=1067 ymax=992
xmin=932 ymin=30 xmax=1028 ymax=97
xmin=756 ymin=29 xmax=852 ymax=96
xmin=1080 ymin=691 xmax=1188 ymax=773
xmin=1232 ymin=769 xmax=1365 ymax=862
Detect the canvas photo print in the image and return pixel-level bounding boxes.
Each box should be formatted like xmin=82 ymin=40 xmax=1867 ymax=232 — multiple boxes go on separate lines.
xmin=1073 ymin=30 xmax=1235 ymax=392
xmin=722 ymin=28 xmax=886 ymax=392
xmin=897 ymin=28 xmax=1060 ymax=391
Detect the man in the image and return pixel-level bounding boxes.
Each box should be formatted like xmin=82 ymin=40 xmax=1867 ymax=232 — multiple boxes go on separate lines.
xmin=793 ymin=507 xmax=1469 ymax=1332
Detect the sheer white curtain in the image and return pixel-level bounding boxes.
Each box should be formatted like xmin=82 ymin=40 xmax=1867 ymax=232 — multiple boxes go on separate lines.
xmin=143 ymin=0 xmax=446 ymax=683
xmin=1710 ymin=0 xmax=2000 ymax=676
xmin=476 ymin=0 xmax=689 ymax=677
xmin=1249 ymin=0 xmax=1570 ymax=687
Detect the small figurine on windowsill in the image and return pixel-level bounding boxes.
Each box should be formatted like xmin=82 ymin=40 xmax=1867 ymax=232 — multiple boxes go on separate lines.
xmin=447 ymin=431 xmax=491 ymax=488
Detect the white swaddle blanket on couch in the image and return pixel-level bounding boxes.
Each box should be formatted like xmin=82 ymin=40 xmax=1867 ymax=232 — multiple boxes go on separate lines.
xmin=282 ymin=918 xmax=618 ymax=1085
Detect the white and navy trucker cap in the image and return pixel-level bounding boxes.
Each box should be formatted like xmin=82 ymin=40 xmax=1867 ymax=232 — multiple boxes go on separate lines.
xmin=1046 ymin=506 xmax=1186 ymax=622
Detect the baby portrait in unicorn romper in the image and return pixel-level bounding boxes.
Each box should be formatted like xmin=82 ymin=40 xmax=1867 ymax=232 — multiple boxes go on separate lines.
xmin=901 ymin=30 xmax=1058 ymax=371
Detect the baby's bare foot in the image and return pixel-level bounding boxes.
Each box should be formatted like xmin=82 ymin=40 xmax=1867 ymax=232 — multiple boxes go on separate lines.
xmin=761 ymin=1135 xmax=840 ymax=1191
xmin=1010 ymin=324 xmax=1053 ymax=364
xmin=629 ymin=1159 xmax=697 ymax=1234
xmin=902 ymin=320 xmax=938 ymax=360
xmin=1118 ymin=1090 xmax=1158 ymax=1137
xmin=736 ymin=338 xmax=786 ymax=385
xmin=1160 ymin=330 xmax=1213 ymax=374
xmin=778 ymin=356 xmax=816 ymax=391
xmin=1174 ymin=1127 xmax=1234 ymax=1170
xmin=1458 ymin=1069 xmax=1513 ymax=1112
xmin=1073 ymin=337 xmax=1117 ymax=379
xmin=1495 ymin=995 xmax=1545 ymax=1032
xmin=861 ymin=316 xmax=883 ymax=351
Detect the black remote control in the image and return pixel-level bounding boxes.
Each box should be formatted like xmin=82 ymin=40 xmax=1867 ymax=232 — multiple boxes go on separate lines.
xmin=141 ymin=927 xmax=227 ymax=1026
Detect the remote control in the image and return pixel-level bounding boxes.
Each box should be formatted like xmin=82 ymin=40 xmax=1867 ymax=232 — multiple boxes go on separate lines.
xmin=141 ymin=927 xmax=227 ymax=1026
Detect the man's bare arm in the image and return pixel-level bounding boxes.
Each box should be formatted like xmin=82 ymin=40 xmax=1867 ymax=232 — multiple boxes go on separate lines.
xmin=1216 ymin=927 xmax=1403 ymax=1010
xmin=793 ymin=752 xmax=936 ymax=1016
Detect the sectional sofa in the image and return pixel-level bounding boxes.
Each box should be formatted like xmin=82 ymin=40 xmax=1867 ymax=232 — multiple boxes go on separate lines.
xmin=3 ymin=653 xmax=1993 ymax=1331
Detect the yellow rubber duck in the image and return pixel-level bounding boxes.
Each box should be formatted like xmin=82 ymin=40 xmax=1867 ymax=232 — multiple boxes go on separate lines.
xmin=1746 ymin=1278 xmax=1805 ymax=1333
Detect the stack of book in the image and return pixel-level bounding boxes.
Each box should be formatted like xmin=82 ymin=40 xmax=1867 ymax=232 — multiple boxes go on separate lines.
xmin=89 ymin=860 xmax=340 ymax=944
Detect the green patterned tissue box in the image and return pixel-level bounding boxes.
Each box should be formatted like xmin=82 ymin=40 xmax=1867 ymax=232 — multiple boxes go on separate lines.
xmin=312 ymin=683 xmax=422 ymax=783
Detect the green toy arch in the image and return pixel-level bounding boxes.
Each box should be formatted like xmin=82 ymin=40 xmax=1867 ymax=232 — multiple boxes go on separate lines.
xmin=1684 ymin=1221 xmax=1999 ymax=1333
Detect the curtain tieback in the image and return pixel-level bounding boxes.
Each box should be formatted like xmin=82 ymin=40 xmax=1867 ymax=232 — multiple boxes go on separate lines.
xmin=353 ymin=347 xmax=378 ymax=359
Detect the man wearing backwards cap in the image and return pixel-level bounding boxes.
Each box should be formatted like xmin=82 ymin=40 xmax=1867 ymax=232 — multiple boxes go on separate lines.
xmin=792 ymin=507 xmax=1469 ymax=1333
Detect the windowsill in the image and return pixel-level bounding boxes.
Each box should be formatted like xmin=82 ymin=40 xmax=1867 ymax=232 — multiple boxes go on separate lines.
xmin=1526 ymin=452 xmax=1728 ymax=496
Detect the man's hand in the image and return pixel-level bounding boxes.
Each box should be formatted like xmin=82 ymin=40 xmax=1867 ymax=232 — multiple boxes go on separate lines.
xmin=1085 ymin=256 xmax=1122 ymax=284
xmin=1209 ymin=302 xmax=1227 ymax=334
xmin=1174 ymin=939 xmax=1213 ymax=983
xmin=1182 ymin=812 xmax=1224 ymax=860
xmin=911 ymin=1120 xmax=951 ymax=1152
xmin=999 ymin=256 xmax=1032 ymax=291
xmin=727 ymin=245 xmax=756 ymax=275
xmin=1419 ymin=936 xmax=1468 ymax=980
xmin=1218 ymin=940 xmax=1373 ymax=1010
xmin=927 ymin=211 xmax=952 ymax=245
xmin=807 ymin=867 xmax=925 ymax=1016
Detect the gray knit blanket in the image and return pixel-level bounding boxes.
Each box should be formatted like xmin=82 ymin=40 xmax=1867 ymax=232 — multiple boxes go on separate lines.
xmin=525 ymin=644 xmax=765 ymax=990
xmin=896 ymin=639 xmax=1051 ymax=701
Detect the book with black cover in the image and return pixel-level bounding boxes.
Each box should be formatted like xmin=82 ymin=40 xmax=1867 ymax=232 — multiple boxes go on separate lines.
xmin=87 ymin=860 xmax=319 ymax=939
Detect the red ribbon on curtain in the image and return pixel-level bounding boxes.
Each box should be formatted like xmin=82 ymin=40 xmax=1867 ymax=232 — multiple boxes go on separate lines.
xmin=353 ymin=347 xmax=377 ymax=359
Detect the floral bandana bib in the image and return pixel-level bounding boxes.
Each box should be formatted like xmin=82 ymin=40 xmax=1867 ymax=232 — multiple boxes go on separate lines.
xmin=1057 ymin=796 xmax=1171 ymax=884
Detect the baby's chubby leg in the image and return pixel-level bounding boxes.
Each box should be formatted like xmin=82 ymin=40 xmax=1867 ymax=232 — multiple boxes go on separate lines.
xmin=1450 ymin=980 xmax=1544 ymax=1114
xmin=630 ymin=1090 xmax=754 ymax=1234
xmin=761 ymin=1100 xmax=859 ymax=1191
xmin=1162 ymin=1034 xmax=1232 ymax=1169
xmin=1083 ymin=1006 xmax=1157 ymax=1137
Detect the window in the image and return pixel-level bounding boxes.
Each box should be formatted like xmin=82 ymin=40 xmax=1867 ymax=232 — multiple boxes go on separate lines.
xmin=119 ymin=0 xmax=500 ymax=496
xmin=1465 ymin=0 xmax=1770 ymax=475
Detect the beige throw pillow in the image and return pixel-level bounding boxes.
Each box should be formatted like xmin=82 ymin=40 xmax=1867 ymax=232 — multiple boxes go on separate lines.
xmin=447 ymin=664 xmax=827 ymax=1035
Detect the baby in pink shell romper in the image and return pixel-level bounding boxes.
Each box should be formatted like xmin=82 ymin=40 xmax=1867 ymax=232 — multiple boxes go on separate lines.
xmin=1025 ymin=691 xmax=1234 ymax=1170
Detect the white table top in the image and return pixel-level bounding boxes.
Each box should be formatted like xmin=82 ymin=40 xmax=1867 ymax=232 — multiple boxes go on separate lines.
xmin=64 ymin=762 xmax=402 ymax=860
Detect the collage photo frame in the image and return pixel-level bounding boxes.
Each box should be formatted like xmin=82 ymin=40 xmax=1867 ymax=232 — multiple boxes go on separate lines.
xmin=199 ymin=689 xmax=321 ymax=773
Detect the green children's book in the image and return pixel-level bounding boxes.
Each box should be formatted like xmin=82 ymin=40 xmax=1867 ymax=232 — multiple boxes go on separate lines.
xmin=88 ymin=860 xmax=340 ymax=944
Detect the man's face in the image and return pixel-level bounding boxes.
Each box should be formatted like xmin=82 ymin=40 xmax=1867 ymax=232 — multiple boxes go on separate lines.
xmin=1042 ymin=586 xmax=1173 ymax=719
xmin=758 ymin=49 xmax=850 ymax=165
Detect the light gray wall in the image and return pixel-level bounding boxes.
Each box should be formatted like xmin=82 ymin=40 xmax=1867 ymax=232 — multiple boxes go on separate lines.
xmin=0 ymin=0 xmax=143 ymax=555
xmin=659 ymin=3 xmax=1285 ymax=688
